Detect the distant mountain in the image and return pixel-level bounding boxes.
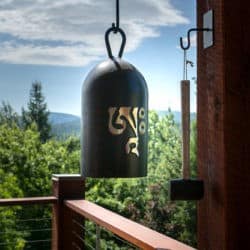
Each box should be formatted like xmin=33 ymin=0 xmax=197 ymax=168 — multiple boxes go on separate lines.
xmin=49 ymin=112 xmax=80 ymax=139
xmin=49 ymin=112 xmax=80 ymax=125
xmin=49 ymin=111 xmax=196 ymax=139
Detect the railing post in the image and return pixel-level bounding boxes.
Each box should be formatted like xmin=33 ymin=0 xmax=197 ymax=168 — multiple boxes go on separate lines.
xmin=51 ymin=174 xmax=85 ymax=250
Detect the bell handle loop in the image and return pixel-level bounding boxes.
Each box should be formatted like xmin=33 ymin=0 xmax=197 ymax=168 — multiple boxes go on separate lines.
xmin=105 ymin=26 xmax=126 ymax=59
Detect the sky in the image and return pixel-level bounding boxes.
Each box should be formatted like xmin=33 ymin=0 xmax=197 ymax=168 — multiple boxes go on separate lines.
xmin=0 ymin=0 xmax=197 ymax=116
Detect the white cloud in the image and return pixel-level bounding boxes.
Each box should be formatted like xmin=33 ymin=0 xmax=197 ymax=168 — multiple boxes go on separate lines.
xmin=0 ymin=41 xmax=102 ymax=66
xmin=0 ymin=0 xmax=189 ymax=66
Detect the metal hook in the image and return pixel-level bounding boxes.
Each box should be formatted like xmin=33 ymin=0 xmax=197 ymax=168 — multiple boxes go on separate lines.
xmin=180 ymin=28 xmax=212 ymax=50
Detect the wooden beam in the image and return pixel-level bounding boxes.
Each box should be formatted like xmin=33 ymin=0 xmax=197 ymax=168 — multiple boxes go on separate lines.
xmin=197 ymin=0 xmax=250 ymax=249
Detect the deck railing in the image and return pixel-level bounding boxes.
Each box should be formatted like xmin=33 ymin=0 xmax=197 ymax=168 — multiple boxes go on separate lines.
xmin=66 ymin=199 xmax=195 ymax=250
xmin=0 ymin=196 xmax=57 ymax=249
xmin=0 ymin=174 xmax=195 ymax=250
xmin=0 ymin=196 xmax=57 ymax=206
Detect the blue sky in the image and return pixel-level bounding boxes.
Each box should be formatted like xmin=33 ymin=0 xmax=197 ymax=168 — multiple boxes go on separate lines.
xmin=0 ymin=0 xmax=197 ymax=116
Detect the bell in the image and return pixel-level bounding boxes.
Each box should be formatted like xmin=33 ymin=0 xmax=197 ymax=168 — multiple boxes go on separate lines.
xmin=81 ymin=58 xmax=148 ymax=177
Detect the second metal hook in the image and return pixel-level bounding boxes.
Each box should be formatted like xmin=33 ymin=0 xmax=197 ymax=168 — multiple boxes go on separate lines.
xmin=180 ymin=28 xmax=213 ymax=50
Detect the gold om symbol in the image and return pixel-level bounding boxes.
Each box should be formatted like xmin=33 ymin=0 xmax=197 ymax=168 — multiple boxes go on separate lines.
xmin=108 ymin=107 xmax=146 ymax=157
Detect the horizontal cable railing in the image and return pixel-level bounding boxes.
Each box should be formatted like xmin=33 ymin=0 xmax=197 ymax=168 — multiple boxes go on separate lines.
xmin=0 ymin=197 xmax=57 ymax=250
xmin=65 ymin=199 xmax=195 ymax=250
xmin=71 ymin=218 xmax=140 ymax=250
xmin=0 ymin=196 xmax=57 ymax=206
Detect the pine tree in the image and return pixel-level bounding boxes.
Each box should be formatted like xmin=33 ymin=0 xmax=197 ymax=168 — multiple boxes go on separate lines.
xmin=0 ymin=101 xmax=19 ymax=126
xmin=22 ymin=81 xmax=51 ymax=142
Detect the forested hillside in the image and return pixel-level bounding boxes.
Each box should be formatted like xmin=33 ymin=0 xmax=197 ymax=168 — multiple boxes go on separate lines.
xmin=49 ymin=112 xmax=80 ymax=139
xmin=49 ymin=110 xmax=196 ymax=140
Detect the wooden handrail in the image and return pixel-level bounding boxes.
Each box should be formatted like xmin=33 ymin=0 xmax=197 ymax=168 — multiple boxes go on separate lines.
xmin=65 ymin=199 xmax=195 ymax=250
xmin=0 ymin=196 xmax=57 ymax=206
xmin=0 ymin=179 xmax=195 ymax=250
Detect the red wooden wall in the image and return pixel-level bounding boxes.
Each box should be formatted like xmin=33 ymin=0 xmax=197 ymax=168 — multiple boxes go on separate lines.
xmin=197 ymin=0 xmax=250 ymax=249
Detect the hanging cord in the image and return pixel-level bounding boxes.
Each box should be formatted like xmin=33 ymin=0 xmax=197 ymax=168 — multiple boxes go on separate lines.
xmin=183 ymin=49 xmax=187 ymax=80
xmin=112 ymin=0 xmax=119 ymax=33
xmin=183 ymin=49 xmax=194 ymax=80
xmin=105 ymin=0 xmax=126 ymax=59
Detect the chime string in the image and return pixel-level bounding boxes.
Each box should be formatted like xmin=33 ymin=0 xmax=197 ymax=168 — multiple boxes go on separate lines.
xmin=116 ymin=0 xmax=119 ymax=30
xmin=112 ymin=0 xmax=120 ymax=32
xmin=183 ymin=49 xmax=187 ymax=80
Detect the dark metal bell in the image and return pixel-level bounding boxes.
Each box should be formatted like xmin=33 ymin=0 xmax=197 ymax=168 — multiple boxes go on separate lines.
xmin=81 ymin=58 xmax=148 ymax=178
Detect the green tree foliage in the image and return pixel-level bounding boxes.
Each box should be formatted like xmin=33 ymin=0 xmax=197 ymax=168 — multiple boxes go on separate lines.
xmin=0 ymin=101 xmax=19 ymax=127
xmin=0 ymin=169 xmax=25 ymax=250
xmin=190 ymin=119 xmax=197 ymax=177
xmin=86 ymin=111 xmax=197 ymax=247
xmin=0 ymin=124 xmax=79 ymax=249
xmin=0 ymin=124 xmax=79 ymax=197
xmin=22 ymin=82 xmax=51 ymax=142
xmin=0 ymin=107 xmax=198 ymax=248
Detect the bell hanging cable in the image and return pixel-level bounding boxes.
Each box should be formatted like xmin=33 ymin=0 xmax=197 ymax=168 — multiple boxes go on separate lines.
xmin=112 ymin=0 xmax=120 ymax=32
xmin=105 ymin=0 xmax=126 ymax=58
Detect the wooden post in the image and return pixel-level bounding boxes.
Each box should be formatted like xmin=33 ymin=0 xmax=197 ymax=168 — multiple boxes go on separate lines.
xmin=51 ymin=174 xmax=85 ymax=250
xmin=197 ymin=0 xmax=250 ymax=249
